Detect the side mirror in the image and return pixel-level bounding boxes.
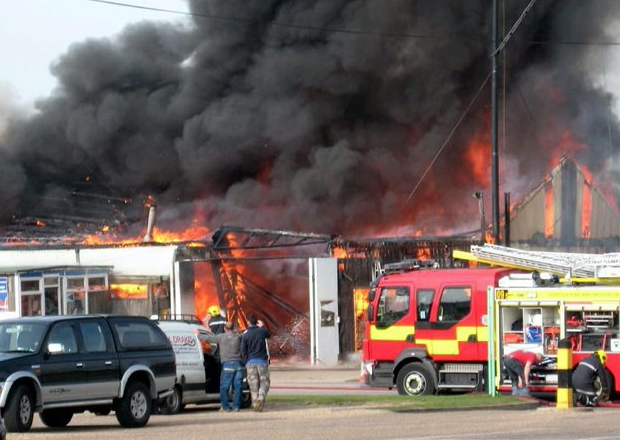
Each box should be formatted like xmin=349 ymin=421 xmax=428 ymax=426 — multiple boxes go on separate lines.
xmin=47 ymin=343 xmax=63 ymax=355
xmin=367 ymin=304 xmax=375 ymax=323
xmin=368 ymin=288 xmax=376 ymax=302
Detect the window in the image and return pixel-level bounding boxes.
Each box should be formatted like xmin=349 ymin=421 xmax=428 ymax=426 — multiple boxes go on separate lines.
xmin=44 ymin=277 xmax=59 ymax=287
xmin=79 ymin=321 xmax=109 ymax=352
xmin=0 ymin=323 xmax=46 ymax=353
xmin=67 ymin=277 xmax=85 ymax=289
xmin=417 ymin=289 xmax=435 ymax=321
xmin=66 ymin=290 xmax=85 ymax=315
xmin=21 ymin=295 xmax=42 ymax=316
xmin=47 ymin=324 xmax=78 ymax=354
xmin=377 ymin=286 xmax=410 ymax=325
xmin=438 ymin=287 xmax=472 ymax=322
xmin=88 ymin=277 xmax=107 ymax=291
xmin=20 ymin=280 xmax=40 ymax=293
xmin=44 ymin=287 xmax=60 ymax=315
xmin=112 ymin=320 xmax=168 ymax=349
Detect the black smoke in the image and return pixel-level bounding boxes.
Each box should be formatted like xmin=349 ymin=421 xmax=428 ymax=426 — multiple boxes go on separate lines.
xmin=2 ymin=0 xmax=620 ymax=238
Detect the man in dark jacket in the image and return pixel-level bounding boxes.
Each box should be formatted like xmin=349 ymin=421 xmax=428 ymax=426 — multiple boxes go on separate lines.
xmin=573 ymin=350 xmax=609 ymax=407
xmin=241 ymin=314 xmax=271 ymax=411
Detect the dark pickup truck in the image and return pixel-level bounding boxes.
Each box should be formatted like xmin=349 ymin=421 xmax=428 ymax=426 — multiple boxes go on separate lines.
xmin=0 ymin=315 xmax=176 ymax=432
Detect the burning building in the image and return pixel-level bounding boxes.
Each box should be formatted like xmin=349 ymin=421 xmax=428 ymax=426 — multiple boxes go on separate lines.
xmin=508 ymin=155 xmax=620 ymax=251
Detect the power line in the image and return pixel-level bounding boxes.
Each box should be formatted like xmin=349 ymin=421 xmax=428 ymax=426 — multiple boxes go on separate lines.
xmin=405 ymin=71 xmax=492 ymax=204
xmin=71 ymin=0 xmax=620 ymax=47
xmin=492 ymin=0 xmax=539 ymax=57
xmin=70 ymin=0 xmax=456 ymax=41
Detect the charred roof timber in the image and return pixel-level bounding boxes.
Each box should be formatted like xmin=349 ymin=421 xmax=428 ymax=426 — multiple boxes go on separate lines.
xmin=211 ymin=225 xmax=335 ymax=250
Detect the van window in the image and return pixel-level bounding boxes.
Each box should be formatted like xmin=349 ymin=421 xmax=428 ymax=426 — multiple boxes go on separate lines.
xmin=438 ymin=287 xmax=472 ymax=322
xmin=377 ymin=286 xmax=410 ymax=325
xmin=416 ymin=289 xmax=435 ymax=321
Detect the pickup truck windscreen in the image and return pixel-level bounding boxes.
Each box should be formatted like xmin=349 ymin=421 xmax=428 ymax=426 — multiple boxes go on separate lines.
xmin=0 ymin=323 xmax=47 ymax=353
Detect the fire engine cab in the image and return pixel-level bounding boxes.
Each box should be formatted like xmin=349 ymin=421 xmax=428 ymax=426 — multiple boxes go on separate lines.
xmin=363 ymin=259 xmax=514 ymax=395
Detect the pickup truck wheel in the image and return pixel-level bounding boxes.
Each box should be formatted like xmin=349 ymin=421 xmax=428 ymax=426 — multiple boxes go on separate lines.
xmin=161 ymin=386 xmax=182 ymax=415
xmin=40 ymin=409 xmax=73 ymax=427
xmin=116 ymin=382 xmax=152 ymax=428
xmin=4 ymin=385 xmax=34 ymax=432
xmin=396 ymin=363 xmax=436 ymax=396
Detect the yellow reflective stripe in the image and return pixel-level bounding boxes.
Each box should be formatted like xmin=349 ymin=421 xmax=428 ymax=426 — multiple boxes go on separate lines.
xmin=500 ymin=288 xmax=620 ymax=300
xmin=556 ymin=388 xmax=573 ymax=408
xmin=557 ymin=347 xmax=573 ymax=370
xmin=369 ymin=325 xmax=416 ymax=341
xmin=370 ymin=325 xmax=485 ymax=355
xmin=477 ymin=327 xmax=489 ymax=342
xmin=427 ymin=339 xmax=459 ymax=355
xmin=456 ymin=326 xmax=485 ymax=342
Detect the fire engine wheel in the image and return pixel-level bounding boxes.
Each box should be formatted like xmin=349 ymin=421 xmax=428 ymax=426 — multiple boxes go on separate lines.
xmin=396 ymin=363 xmax=436 ymax=396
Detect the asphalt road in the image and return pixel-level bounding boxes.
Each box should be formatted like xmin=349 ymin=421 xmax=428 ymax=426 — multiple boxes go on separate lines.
xmin=11 ymin=404 xmax=620 ymax=440
xmin=9 ymin=367 xmax=620 ymax=439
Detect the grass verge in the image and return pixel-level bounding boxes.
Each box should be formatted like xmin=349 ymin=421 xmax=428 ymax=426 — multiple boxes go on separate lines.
xmin=268 ymin=393 xmax=527 ymax=410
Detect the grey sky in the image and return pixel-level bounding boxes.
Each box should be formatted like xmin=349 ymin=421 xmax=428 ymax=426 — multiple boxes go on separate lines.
xmin=0 ymin=0 xmax=188 ymax=107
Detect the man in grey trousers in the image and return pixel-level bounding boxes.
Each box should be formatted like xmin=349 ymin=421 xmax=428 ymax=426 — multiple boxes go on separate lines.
xmin=241 ymin=314 xmax=271 ymax=411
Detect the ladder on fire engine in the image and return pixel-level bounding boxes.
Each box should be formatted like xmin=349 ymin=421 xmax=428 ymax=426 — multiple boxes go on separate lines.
xmin=454 ymin=243 xmax=620 ymax=280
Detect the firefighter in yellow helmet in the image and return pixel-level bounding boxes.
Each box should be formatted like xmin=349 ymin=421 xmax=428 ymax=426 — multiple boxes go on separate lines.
xmin=208 ymin=305 xmax=226 ymax=335
xmin=572 ymin=349 xmax=609 ymax=407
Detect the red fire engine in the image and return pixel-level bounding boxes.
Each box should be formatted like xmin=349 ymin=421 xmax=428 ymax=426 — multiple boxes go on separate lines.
xmin=364 ymin=245 xmax=620 ymax=397
xmin=363 ymin=260 xmax=514 ymax=395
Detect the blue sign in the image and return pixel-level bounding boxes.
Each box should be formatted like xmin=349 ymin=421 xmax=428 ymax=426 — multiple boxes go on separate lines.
xmin=0 ymin=277 xmax=8 ymax=308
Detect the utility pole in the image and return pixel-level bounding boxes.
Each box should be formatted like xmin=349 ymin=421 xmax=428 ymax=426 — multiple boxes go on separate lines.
xmin=491 ymin=0 xmax=500 ymax=243
xmin=490 ymin=0 xmax=538 ymax=245
xmin=473 ymin=192 xmax=486 ymax=245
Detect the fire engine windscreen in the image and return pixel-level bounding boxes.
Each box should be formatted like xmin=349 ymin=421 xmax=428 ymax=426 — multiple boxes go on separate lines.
xmin=377 ymin=287 xmax=410 ymax=326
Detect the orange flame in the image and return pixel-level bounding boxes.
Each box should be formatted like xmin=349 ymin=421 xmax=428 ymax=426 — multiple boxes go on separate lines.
xmin=354 ymin=287 xmax=369 ymax=318
xmin=485 ymin=230 xmax=495 ymax=244
xmin=332 ymin=246 xmax=348 ymax=259
xmin=83 ymin=224 xmax=211 ymax=245
xmin=581 ymin=165 xmax=593 ymax=239
xmin=464 ymin=131 xmax=491 ymax=187
xmin=110 ymin=283 xmax=148 ymax=298
xmin=544 ymin=181 xmax=554 ymax=238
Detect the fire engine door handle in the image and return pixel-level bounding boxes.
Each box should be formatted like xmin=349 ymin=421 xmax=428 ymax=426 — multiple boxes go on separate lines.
xmin=467 ymin=334 xmax=477 ymax=343
xmin=405 ymin=334 xmax=415 ymax=343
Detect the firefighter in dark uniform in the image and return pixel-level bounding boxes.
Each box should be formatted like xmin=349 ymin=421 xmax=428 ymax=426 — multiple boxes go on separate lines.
xmin=208 ymin=305 xmax=227 ymax=334
xmin=573 ymin=350 xmax=609 ymax=407
xmin=205 ymin=305 xmax=228 ymax=389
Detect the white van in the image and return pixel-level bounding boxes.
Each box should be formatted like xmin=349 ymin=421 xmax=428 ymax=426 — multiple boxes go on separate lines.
xmin=155 ymin=318 xmax=251 ymax=413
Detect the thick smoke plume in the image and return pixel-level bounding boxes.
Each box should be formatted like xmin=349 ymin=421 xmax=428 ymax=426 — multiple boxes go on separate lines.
xmin=2 ymin=0 xmax=620 ymax=238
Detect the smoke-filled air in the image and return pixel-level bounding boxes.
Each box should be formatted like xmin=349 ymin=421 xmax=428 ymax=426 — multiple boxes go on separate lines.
xmin=2 ymin=0 xmax=620 ymax=239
